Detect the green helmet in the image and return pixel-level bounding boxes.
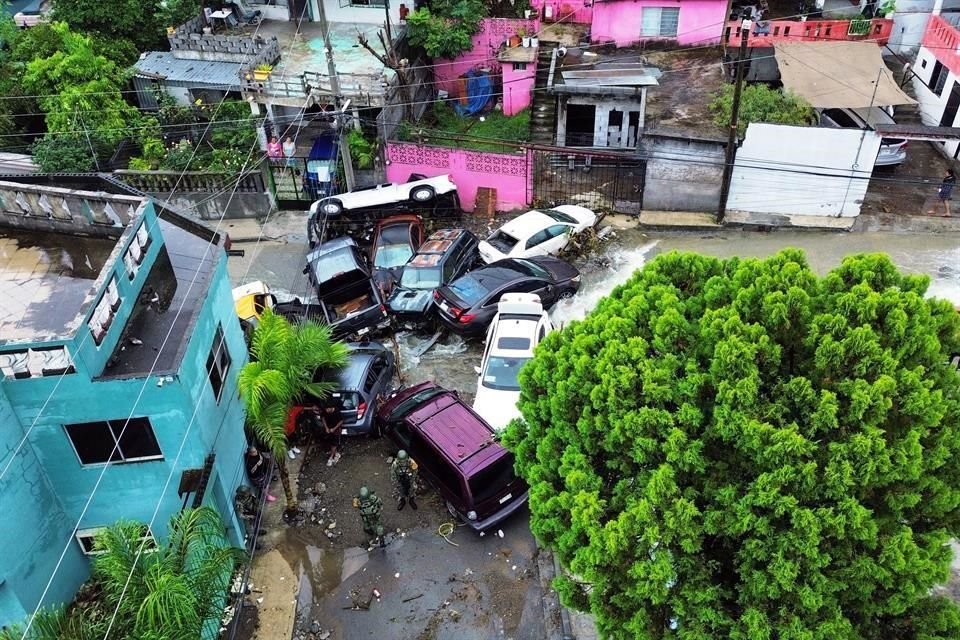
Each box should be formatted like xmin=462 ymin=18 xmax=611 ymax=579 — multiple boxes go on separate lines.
xmin=359 ymin=486 xmax=370 ymax=499
xmin=397 ymin=450 xmax=408 ymax=461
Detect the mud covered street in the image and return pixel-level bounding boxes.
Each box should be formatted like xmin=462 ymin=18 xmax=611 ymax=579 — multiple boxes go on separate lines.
xmin=227 ymin=213 xmax=960 ymax=640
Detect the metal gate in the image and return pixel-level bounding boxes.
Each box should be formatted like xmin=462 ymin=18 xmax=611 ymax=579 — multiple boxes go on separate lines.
xmin=268 ymin=156 xmax=331 ymax=210
xmin=531 ymin=150 xmax=646 ymax=214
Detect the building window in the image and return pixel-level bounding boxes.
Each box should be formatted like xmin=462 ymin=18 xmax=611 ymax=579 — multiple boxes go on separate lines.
xmin=65 ymin=418 xmax=163 ymax=465
xmin=339 ymin=0 xmax=386 ymax=6
xmin=88 ymin=276 xmax=121 ymax=346
xmin=511 ymin=62 xmax=528 ymax=71
xmin=124 ymin=222 xmax=151 ymax=279
xmin=930 ymin=60 xmax=950 ymax=97
xmin=641 ymin=7 xmax=680 ymax=37
xmin=206 ymin=325 xmax=231 ymax=403
xmin=76 ymin=524 xmax=156 ymax=556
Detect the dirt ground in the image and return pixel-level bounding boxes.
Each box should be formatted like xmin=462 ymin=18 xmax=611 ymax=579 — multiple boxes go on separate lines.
xmin=860 ymin=140 xmax=957 ymax=219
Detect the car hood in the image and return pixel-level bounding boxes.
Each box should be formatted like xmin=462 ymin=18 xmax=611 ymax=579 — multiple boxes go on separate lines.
xmin=388 ymin=287 xmax=434 ymax=314
xmin=472 ymin=385 xmax=520 ymax=432
xmin=478 ymin=241 xmax=509 ymax=264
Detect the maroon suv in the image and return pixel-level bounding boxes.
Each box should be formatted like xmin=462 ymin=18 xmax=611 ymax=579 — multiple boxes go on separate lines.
xmin=376 ymin=381 xmax=529 ymax=531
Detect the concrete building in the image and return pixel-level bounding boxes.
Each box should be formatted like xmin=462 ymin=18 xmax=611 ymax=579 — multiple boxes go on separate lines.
xmin=911 ymin=8 xmax=960 ymax=157
xmin=0 ymin=176 xmax=249 ymax=627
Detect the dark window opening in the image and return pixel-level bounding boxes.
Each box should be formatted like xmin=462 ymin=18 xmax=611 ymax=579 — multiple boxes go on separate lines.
xmin=206 ymin=325 xmax=231 ymax=403
xmin=65 ymin=417 xmax=162 ymax=465
xmin=931 ymin=60 xmax=949 ymax=97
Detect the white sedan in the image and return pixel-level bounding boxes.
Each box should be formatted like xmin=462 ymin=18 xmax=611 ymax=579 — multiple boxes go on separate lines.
xmin=478 ymin=205 xmax=596 ymax=264
xmin=311 ymin=174 xmax=457 ymax=217
xmin=473 ymin=293 xmax=553 ymax=431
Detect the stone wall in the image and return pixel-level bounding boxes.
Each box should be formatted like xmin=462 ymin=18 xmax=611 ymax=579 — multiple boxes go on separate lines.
xmin=168 ymin=15 xmax=281 ymax=65
xmin=0 ymin=181 xmax=146 ymax=237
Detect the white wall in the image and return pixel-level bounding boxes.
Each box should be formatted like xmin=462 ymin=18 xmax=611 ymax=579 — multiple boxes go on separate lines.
xmin=321 ymin=0 xmax=402 ymax=24
xmin=911 ymin=45 xmax=960 ymax=156
xmin=889 ymin=1 xmax=960 ymax=53
xmin=727 ymin=123 xmax=882 ymax=218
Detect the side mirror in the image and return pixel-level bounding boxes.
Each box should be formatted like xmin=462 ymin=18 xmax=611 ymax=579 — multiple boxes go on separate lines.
xmin=473 ymin=366 xmax=482 ymax=375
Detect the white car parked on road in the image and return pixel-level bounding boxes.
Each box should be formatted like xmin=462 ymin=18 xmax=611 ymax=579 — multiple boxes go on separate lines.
xmin=478 ymin=205 xmax=597 ymax=264
xmin=473 ymin=293 xmax=554 ymax=431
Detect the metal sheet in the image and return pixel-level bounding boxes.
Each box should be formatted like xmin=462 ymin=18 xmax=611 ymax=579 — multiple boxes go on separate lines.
xmin=133 ymin=52 xmax=243 ymax=89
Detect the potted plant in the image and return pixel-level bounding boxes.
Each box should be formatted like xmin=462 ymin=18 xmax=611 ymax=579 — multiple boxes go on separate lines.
xmin=519 ymin=27 xmax=531 ymax=47
xmin=253 ymin=63 xmax=273 ymax=81
xmin=847 ymin=15 xmax=871 ymax=36
xmin=524 ymin=8 xmax=533 ymax=18
xmin=530 ymin=34 xmax=539 ymax=47
xmin=879 ymin=0 xmax=895 ymax=17
xmin=508 ymin=32 xmax=522 ymax=47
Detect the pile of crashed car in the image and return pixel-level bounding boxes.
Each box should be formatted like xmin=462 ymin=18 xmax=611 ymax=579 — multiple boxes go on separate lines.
xmin=233 ymin=175 xmax=598 ymax=531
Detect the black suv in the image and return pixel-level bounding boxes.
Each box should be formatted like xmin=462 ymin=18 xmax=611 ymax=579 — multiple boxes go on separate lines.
xmin=387 ymin=228 xmax=479 ymax=325
xmin=303 ymin=237 xmax=391 ymax=340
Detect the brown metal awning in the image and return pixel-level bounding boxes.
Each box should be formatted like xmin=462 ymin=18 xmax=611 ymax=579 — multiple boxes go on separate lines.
xmin=873 ymin=124 xmax=960 ymax=141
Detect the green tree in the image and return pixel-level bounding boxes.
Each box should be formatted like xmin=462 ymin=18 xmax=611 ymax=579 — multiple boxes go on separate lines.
xmin=0 ymin=507 xmax=241 ymax=640
xmin=504 ymin=250 xmax=960 ymax=640
xmin=51 ymin=0 xmax=166 ymax=53
xmin=710 ymin=84 xmax=815 ymax=137
xmin=238 ymin=310 xmax=349 ymax=513
xmin=31 ymin=133 xmax=103 ymax=172
xmin=405 ymin=0 xmax=487 ymax=59
xmin=23 ymin=23 xmax=142 ymax=152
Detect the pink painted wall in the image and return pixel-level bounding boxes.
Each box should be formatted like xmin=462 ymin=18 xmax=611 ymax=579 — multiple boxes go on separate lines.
xmin=590 ymin=0 xmax=728 ymax=47
xmin=386 ymin=142 xmax=530 ymax=212
xmin=502 ymin=63 xmax=535 ymax=115
xmin=529 ymin=0 xmax=593 ymax=25
xmin=433 ymin=17 xmax=540 ymax=95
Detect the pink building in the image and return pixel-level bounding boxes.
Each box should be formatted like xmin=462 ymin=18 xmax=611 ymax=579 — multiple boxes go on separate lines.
xmin=591 ymin=0 xmax=729 ymax=46
xmin=432 ymin=17 xmax=540 ymax=109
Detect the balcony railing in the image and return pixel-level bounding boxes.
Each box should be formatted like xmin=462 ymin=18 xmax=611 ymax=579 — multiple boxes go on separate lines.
xmin=922 ymin=14 xmax=960 ymax=78
xmin=722 ymin=17 xmax=893 ymax=48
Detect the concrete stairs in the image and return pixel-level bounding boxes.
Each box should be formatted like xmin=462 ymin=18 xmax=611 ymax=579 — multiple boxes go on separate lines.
xmin=889 ymin=58 xmax=923 ymax=125
xmin=530 ymin=45 xmax=558 ymax=145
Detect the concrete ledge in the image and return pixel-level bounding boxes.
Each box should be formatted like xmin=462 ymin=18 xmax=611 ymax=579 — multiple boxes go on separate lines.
xmin=723 ymin=210 xmax=857 ymax=231
xmin=639 ymin=210 xmax=721 ymax=229
xmin=855 ymin=212 xmax=960 ymax=233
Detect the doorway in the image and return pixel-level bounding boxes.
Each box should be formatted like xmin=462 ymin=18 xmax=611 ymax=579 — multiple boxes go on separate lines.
xmin=565 ymin=104 xmax=596 ymax=147
xmin=941 ymin=81 xmax=960 ymax=127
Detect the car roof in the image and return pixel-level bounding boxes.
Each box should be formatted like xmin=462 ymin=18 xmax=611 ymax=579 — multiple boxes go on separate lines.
xmin=409 ymin=254 xmax=443 ymax=267
xmin=465 ymin=262 xmax=529 ymax=286
xmin=500 ymin=211 xmax=555 ymax=237
xmin=319 ymin=352 xmax=375 ymax=390
xmin=489 ymin=316 xmax=541 ymax=357
xmin=407 ymin=392 xmax=504 ymax=471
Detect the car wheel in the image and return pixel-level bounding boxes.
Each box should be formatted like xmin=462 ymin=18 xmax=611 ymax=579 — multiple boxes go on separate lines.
xmin=410 ymin=186 xmax=435 ymax=202
xmin=320 ymin=199 xmax=343 ymax=216
xmin=558 ymin=288 xmax=576 ymax=300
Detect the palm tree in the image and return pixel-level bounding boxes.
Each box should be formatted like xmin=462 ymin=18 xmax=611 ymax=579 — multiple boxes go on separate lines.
xmin=237 ymin=309 xmax=349 ymax=512
xmin=1 ymin=508 xmax=241 ymax=640
xmin=92 ymin=507 xmax=243 ymax=640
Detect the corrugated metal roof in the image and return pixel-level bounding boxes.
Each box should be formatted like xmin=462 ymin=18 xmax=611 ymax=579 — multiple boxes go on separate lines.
xmin=133 ymin=52 xmax=242 ymax=88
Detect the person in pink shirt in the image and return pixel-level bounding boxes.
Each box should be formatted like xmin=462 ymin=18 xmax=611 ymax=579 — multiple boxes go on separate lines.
xmin=267 ymin=136 xmax=282 ymax=160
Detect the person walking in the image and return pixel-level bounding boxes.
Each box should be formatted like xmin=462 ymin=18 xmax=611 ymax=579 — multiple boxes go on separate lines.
xmin=244 ymin=446 xmax=276 ymax=502
xmin=391 ymin=449 xmax=418 ymax=511
xmin=354 ymin=486 xmax=384 ymax=546
xmin=937 ymin=169 xmax=956 ymax=217
xmin=319 ymin=402 xmax=343 ymax=467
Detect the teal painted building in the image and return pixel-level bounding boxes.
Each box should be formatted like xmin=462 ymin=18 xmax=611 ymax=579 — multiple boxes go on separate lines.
xmin=0 ymin=177 xmax=250 ymax=628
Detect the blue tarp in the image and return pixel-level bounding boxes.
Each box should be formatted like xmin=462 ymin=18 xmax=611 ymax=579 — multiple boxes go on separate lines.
xmin=453 ymin=70 xmax=493 ymax=117
xmin=306 ymin=133 xmax=338 ymax=199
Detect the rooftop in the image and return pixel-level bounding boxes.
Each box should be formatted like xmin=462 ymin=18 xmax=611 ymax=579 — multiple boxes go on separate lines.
xmin=101 ymin=218 xmax=220 ymax=379
xmin=134 ymin=52 xmax=243 ymax=88
xmin=0 ymin=231 xmax=115 ymax=343
xmin=640 ymin=49 xmax=727 ymax=139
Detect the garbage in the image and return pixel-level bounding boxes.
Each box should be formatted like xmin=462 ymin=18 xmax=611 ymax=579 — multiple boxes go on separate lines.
xmin=256 ymin=597 xmax=263 ymax=604
xmin=395 ymin=572 xmax=400 ymax=578
xmin=129 ymin=337 xmax=143 ymax=345
xmin=497 ymin=529 xmax=504 ymax=538
xmin=328 ymin=522 xmax=337 ymax=529
xmin=372 ymin=588 xmax=381 ymax=598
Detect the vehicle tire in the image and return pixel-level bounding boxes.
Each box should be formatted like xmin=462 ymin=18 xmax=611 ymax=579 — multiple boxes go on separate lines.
xmin=410 ymin=186 xmax=435 ymax=202
xmin=558 ymin=288 xmax=576 ymax=300
xmin=319 ymin=199 xmax=343 ymax=216
xmin=445 ymin=501 xmax=466 ymax=523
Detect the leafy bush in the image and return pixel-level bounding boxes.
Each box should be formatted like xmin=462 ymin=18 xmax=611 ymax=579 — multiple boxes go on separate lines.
xmin=505 ymin=250 xmax=960 ymax=639
xmin=710 ymin=84 xmax=815 ymax=138
xmin=406 ymin=0 xmax=487 ymax=59
xmin=32 ymin=133 xmax=102 ymax=172
xmin=348 ymin=129 xmax=375 ymax=169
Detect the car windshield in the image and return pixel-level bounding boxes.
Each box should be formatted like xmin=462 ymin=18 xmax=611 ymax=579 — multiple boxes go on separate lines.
xmin=487 ymin=231 xmax=518 ymax=253
xmin=513 ymin=259 xmax=551 ymax=279
xmin=468 ymin=455 xmax=518 ymax=504
xmin=375 ymin=244 xmax=414 ymax=269
xmin=542 ymin=208 xmax=578 ymax=224
xmin=387 ymin=387 xmax=446 ymax=422
xmin=311 ymin=248 xmax=362 ymax=282
xmin=482 ymin=356 xmax=530 ymax=390
xmin=448 ymin=275 xmax=489 ymax=306
xmin=400 ymin=267 xmax=441 ymax=289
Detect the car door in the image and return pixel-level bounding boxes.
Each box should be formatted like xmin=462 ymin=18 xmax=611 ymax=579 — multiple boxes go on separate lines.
xmin=540 ymin=224 xmax=573 ymax=256
xmin=522 ymin=228 xmax=552 ymax=258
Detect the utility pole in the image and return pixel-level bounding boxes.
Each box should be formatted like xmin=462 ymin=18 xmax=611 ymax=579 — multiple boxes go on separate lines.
xmin=717 ymin=12 xmax=752 ymax=223
xmin=316 ymin=0 xmax=355 ymax=190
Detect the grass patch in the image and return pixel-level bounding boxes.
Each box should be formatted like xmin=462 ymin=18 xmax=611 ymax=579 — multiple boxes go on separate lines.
xmin=397 ymin=102 xmax=529 ymax=152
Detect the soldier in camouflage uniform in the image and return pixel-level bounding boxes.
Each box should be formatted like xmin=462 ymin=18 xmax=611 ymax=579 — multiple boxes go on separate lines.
xmin=355 ymin=486 xmax=384 ymax=545
xmin=391 ymin=449 xmax=418 ymax=511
